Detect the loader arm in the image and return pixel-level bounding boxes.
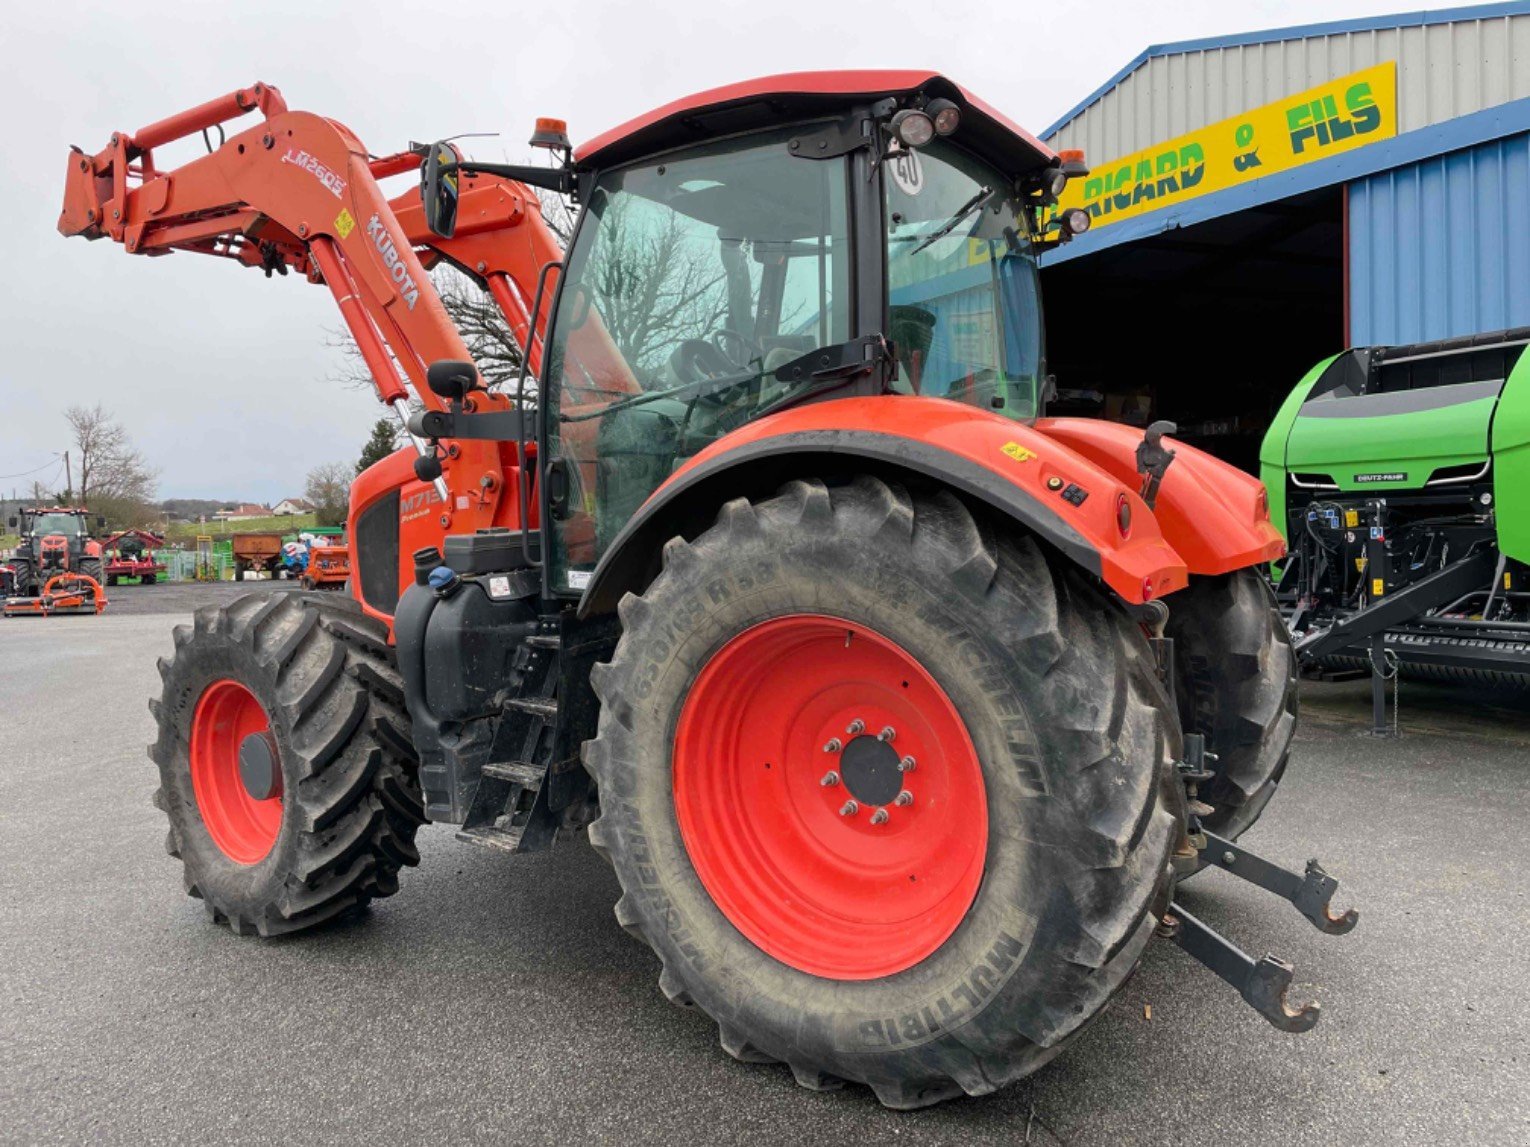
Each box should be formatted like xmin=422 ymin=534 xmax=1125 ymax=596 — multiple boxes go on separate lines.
xmin=58 ymin=83 xmax=575 ymax=549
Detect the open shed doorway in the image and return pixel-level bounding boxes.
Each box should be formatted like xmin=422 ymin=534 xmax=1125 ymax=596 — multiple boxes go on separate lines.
xmin=1041 ymin=186 xmax=1345 ymax=474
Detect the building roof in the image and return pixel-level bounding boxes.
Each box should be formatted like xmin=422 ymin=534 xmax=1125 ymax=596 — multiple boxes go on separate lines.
xmin=1041 ymin=2 xmax=1530 ymax=141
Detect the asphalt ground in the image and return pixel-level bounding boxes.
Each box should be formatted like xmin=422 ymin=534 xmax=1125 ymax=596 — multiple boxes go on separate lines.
xmin=2 ymin=583 xmax=1527 ymax=1145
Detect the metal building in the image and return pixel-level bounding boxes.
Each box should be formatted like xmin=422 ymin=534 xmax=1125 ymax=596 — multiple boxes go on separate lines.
xmin=1038 ymin=2 xmax=1530 ymax=471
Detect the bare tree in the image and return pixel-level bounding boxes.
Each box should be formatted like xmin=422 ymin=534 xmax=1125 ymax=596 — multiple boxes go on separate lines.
xmin=305 ymin=462 xmax=353 ymax=528
xmin=62 ymin=400 xmax=156 ymax=519
xmin=581 ymin=199 xmax=728 ymax=375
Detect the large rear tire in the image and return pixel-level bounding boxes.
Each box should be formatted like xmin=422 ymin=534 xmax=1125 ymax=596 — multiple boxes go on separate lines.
xmin=149 ymin=592 xmax=425 ymax=935
xmin=1165 ymin=568 xmax=1297 ymax=844
xmin=584 ymin=477 xmax=1182 ymax=1108
xmin=79 ymin=557 xmax=103 ymax=586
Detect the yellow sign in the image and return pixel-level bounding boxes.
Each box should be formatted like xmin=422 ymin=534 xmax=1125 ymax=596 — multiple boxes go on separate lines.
xmin=334 ymin=208 xmax=356 ymax=239
xmin=1056 ymin=61 xmax=1397 ymax=230
xmin=1001 ymin=442 xmax=1037 ymax=463
xmin=1372 ymin=578 xmax=1386 ymax=597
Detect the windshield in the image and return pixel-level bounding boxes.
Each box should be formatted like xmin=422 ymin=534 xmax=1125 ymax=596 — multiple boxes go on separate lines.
xmin=29 ymin=513 xmax=84 ymax=537
xmin=885 ymin=141 xmax=1043 ymax=418
xmin=544 ymin=127 xmax=851 ymax=588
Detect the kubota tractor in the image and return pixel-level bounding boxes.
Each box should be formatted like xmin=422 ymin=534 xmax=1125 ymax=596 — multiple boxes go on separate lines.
xmin=3 ymin=506 xmax=108 ymax=616
xmin=60 ymin=73 xmax=1353 ymax=1107
xmin=6 ymin=506 xmax=104 ymax=596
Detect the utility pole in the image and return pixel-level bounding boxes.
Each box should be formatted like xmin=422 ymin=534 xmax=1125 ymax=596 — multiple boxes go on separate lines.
xmin=63 ymin=451 xmax=72 ymax=505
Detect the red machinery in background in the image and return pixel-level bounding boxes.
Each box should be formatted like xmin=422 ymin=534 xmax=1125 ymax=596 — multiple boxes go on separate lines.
xmin=300 ymin=535 xmax=350 ymax=591
xmin=101 ymin=529 xmax=166 ymax=585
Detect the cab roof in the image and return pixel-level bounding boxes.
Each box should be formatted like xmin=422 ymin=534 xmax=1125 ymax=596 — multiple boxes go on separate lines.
xmin=575 ymin=70 xmax=1058 ymax=178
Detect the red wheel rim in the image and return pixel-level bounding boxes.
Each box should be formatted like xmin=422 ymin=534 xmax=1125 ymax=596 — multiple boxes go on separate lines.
xmin=189 ymin=679 xmax=282 ymax=864
xmin=673 ymin=615 xmax=987 ymax=980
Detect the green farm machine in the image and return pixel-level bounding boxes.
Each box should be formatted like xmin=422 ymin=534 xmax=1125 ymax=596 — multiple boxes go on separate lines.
xmin=1263 ymin=327 xmax=1530 ymax=710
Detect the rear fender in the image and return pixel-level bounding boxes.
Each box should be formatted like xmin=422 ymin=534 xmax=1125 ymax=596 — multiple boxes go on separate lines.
xmin=579 ymin=396 xmax=1189 ymax=615
xmin=1035 ymin=418 xmax=1286 ymax=576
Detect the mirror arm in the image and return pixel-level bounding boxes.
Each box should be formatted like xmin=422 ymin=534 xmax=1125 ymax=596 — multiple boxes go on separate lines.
xmin=441 ymin=161 xmax=575 ymax=195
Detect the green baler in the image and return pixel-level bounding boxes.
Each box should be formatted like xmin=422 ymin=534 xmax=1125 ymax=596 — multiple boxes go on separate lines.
xmin=1261 ymin=327 xmax=1530 ymax=684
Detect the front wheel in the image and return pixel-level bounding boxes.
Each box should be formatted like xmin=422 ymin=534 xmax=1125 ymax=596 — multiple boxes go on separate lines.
xmin=584 ymin=477 xmax=1182 ymax=1108
xmin=149 ymin=592 xmax=425 ymax=935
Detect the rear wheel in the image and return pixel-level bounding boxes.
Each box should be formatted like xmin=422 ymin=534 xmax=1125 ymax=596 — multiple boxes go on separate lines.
xmin=149 ymin=592 xmax=425 ymax=935
xmin=79 ymin=557 xmax=103 ymax=586
xmin=1165 ymin=568 xmax=1297 ymax=845
xmin=584 ymin=477 xmax=1182 ymax=1108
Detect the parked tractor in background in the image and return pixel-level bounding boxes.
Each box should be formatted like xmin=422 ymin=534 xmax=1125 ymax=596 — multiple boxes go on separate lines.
xmin=62 ymin=72 xmax=1352 ymax=1107
xmin=1265 ymin=328 xmax=1530 ymax=698
xmin=5 ymin=507 xmax=104 ymax=597
xmin=102 ymin=529 xmax=167 ymax=585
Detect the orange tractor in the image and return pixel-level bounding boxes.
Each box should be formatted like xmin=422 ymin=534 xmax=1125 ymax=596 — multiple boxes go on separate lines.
xmin=61 ymin=73 xmax=1353 ymax=1106
xmin=3 ymin=506 xmax=107 ymax=617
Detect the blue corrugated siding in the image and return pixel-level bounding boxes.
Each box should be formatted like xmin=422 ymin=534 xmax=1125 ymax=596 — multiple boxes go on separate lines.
xmin=1349 ymin=132 xmax=1530 ymax=344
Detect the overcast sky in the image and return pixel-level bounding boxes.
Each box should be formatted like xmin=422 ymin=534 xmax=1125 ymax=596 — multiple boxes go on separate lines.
xmin=2 ymin=0 xmax=1404 ymax=503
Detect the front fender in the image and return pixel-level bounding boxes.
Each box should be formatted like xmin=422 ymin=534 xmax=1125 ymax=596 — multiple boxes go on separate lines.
xmin=579 ymin=396 xmax=1190 ymax=615
xmin=1034 ymin=418 xmax=1286 ymax=575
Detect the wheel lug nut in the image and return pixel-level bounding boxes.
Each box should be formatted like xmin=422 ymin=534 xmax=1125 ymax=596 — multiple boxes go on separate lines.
xmin=878 ymin=726 xmax=896 ymax=742
xmin=823 ymin=738 xmax=842 ymax=753
xmin=899 ymin=755 xmax=917 ymax=772
xmin=870 ymin=808 xmax=889 ymax=825
xmin=846 ymin=719 xmax=865 ymax=735
xmin=895 ymin=790 xmax=914 ymax=806
xmin=820 ymin=771 xmax=840 ymax=787
xmin=839 ymin=800 xmax=859 ymax=817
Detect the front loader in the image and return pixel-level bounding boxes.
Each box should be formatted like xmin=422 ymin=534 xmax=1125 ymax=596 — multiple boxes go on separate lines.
xmin=61 ymin=73 xmax=1351 ymax=1107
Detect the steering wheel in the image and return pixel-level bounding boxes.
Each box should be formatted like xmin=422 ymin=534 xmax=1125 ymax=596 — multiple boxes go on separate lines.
xmin=670 ymin=339 xmax=742 ymax=385
xmin=710 ymin=328 xmax=763 ymax=370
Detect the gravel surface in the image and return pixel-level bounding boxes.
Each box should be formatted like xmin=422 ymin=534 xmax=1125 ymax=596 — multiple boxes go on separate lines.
xmin=2 ymin=593 xmax=1527 ymax=1145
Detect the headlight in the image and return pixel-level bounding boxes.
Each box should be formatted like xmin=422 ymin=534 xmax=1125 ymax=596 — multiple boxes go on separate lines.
xmin=1060 ymin=207 xmax=1091 ymax=235
xmin=890 ymin=108 xmax=935 ymax=148
xmin=925 ymin=98 xmax=961 ymax=136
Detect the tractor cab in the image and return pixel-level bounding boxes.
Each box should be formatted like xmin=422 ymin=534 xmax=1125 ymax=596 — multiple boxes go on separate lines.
xmin=424 ymin=73 xmax=1089 ymax=591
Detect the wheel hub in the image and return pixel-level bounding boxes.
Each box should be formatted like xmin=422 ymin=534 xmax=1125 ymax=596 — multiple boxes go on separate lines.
xmin=835 ymin=733 xmax=902 ymax=808
xmin=238 ymin=731 xmax=283 ymax=802
xmin=673 ymin=614 xmax=987 ymax=980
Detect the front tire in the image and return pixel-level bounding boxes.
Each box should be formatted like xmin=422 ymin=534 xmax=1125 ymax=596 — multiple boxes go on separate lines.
xmin=584 ymin=477 xmax=1182 ymax=1108
xmin=149 ymin=592 xmax=425 ymax=935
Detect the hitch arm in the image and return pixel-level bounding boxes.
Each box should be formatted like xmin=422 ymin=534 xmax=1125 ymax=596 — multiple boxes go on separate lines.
xmin=1199 ymin=830 xmax=1359 ymax=935
xmin=1164 ymin=905 xmax=1321 ymax=1033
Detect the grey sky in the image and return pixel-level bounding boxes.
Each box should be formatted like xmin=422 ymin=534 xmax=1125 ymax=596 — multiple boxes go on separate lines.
xmin=3 ymin=0 xmax=1404 ymax=502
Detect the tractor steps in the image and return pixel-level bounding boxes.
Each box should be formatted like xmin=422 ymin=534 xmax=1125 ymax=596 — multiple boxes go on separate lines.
xmin=505 ymin=694 xmax=558 ymax=719
xmin=456 ymin=822 xmax=531 ymax=853
xmin=481 ymin=759 xmax=545 ymax=787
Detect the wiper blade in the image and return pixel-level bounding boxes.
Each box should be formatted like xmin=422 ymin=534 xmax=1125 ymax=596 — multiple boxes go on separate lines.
xmin=901 ymin=186 xmax=994 ymax=256
xmin=560 ymin=366 xmax=759 ymax=424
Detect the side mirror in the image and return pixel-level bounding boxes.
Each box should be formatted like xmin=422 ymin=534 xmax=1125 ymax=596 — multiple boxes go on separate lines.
xmin=421 ymin=141 xmax=463 ymax=239
xmin=97 ymin=516 xmax=107 ymax=530
xmin=7 ymin=517 xmax=15 ymax=529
